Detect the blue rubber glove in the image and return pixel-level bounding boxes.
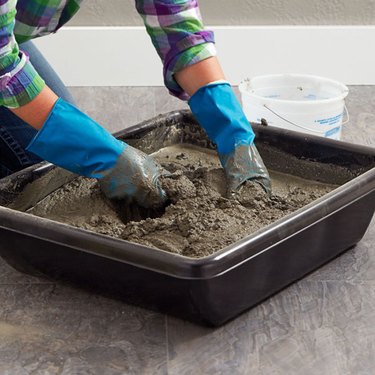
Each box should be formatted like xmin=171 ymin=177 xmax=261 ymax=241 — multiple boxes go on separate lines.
xmin=26 ymin=98 xmax=167 ymax=208
xmin=188 ymin=82 xmax=271 ymax=194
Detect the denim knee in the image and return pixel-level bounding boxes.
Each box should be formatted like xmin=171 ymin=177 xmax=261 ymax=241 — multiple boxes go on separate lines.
xmin=0 ymin=110 xmax=43 ymax=178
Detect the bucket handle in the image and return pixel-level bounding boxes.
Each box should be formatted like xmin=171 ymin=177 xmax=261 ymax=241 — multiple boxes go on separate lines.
xmin=263 ymin=104 xmax=350 ymax=135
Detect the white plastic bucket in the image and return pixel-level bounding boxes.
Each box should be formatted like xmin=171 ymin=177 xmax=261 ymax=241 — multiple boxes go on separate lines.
xmin=239 ymin=74 xmax=349 ymax=140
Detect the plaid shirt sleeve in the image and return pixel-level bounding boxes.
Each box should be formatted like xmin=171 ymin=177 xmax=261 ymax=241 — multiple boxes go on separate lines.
xmin=135 ymin=0 xmax=217 ymax=100
xmin=0 ymin=0 xmax=45 ymax=108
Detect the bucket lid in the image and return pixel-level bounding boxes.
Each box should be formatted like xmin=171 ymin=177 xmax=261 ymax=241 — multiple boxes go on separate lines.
xmin=239 ymin=74 xmax=349 ymax=105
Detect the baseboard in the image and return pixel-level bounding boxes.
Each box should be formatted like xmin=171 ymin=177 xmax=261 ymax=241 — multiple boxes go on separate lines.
xmin=32 ymin=26 xmax=375 ymax=86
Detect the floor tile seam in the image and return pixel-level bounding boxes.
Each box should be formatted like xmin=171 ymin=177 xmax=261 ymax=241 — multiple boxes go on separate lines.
xmin=165 ymin=314 xmax=170 ymax=375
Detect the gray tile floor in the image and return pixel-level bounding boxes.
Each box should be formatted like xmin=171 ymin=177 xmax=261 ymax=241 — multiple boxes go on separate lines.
xmin=0 ymin=86 xmax=374 ymax=375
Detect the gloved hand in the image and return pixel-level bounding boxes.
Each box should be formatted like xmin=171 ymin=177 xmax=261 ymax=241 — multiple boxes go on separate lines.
xmin=26 ymin=98 xmax=167 ymax=208
xmin=188 ymin=81 xmax=271 ymax=195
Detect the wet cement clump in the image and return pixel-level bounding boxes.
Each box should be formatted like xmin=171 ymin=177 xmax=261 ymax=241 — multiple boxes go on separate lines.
xmin=29 ymin=144 xmax=337 ymax=258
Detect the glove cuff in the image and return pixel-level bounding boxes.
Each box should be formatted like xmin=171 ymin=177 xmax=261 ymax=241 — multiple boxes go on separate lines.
xmin=188 ymin=82 xmax=255 ymax=154
xmin=27 ymin=98 xmax=125 ymax=178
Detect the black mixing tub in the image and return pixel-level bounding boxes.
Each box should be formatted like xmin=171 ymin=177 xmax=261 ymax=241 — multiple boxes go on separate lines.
xmin=0 ymin=111 xmax=374 ymax=326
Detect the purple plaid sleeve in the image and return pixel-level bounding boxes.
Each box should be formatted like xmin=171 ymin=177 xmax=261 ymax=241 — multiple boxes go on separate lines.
xmin=135 ymin=0 xmax=217 ymax=100
xmin=0 ymin=0 xmax=45 ymax=107
xmin=0 ymin=0 xmax=83 ymax=108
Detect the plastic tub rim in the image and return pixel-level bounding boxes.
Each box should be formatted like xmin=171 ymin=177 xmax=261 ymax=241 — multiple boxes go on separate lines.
xmin=1 ymin=165 xmax=374 ymax=280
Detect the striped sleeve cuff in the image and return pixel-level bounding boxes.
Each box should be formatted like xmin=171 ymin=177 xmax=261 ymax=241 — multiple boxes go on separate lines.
xmin=0 ymin=51 xmax=45 ymax=108
xmin=135 ymin=0 xmax=217 ymax=101
xmin=164 ymin=39 xmax=217 ymax=101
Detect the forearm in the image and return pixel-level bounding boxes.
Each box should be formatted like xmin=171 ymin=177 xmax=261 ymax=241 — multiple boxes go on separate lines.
xmin=11 ymin=56 xmax=225 ymax=130
xmin=174 ymin=56 xmax=225 ymax=97
xmin=135 ymin=0 xmax=216 ymax=100
xmin=10 ymin=85 xmax=58 ymax=130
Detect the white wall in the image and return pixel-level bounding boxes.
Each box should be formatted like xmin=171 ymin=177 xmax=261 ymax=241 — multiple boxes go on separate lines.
xmin=33 ymin=26 xmax=375 ymax=86
xmin=70 ymin=0 xmax=375 ymax=26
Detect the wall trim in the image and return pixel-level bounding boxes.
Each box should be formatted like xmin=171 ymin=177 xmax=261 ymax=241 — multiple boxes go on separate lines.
xmin=32 ymin=26 xmax=375 ymax=86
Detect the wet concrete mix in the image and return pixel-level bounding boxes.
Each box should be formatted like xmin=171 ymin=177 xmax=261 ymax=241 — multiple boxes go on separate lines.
xmin=29 ymin=144 xmax=337 ymax=258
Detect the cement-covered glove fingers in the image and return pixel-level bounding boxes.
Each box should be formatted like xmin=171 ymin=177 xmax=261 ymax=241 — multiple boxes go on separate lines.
xmin=26 ymin=98 xmax=167 ymax=208
xmin=220 ymin=143 xmax=271 ymax=194
xmin=188 ymin=81 xmax=271 ymax=195
xmin=98 ymin=143 xmax=168 ymax=207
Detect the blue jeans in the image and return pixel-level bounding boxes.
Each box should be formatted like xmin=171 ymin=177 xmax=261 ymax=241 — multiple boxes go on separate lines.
xmin=0 ymin=41 xmax=76 ymax=178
